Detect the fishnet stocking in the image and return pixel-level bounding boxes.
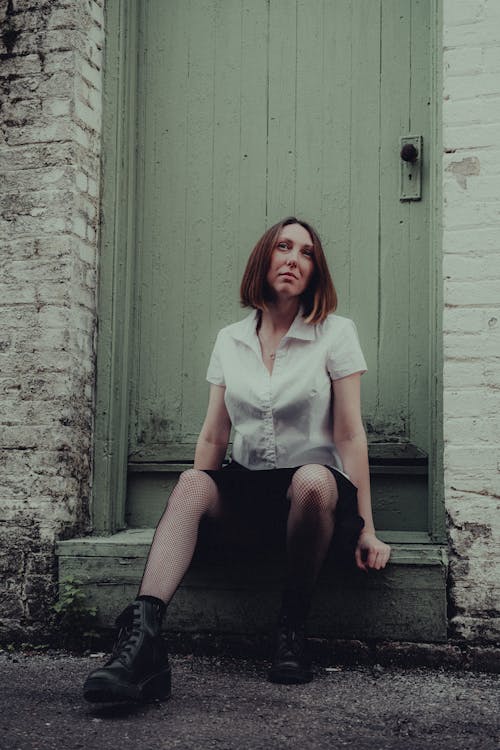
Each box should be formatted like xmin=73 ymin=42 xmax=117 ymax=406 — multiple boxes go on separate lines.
xmin=282 ymin=464 xmax=338 ymax=622
xmin=139 ymin=469 xmax=222 ymax=604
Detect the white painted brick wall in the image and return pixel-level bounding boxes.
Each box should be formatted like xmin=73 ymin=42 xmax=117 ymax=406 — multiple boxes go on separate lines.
xmin=0 ymin=0 xmax=104 ymax=638
xmin=443 ymin=0 xmax=500 ymax=642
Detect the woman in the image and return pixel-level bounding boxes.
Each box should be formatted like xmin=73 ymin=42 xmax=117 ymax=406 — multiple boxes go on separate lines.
xmin=83 ymin=217 xmax=390 ymax=703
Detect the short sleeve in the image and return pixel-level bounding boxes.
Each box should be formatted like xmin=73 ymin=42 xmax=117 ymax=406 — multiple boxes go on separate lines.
xmin=326 ymin=318 xmax=368 ymax=380
xmin=206 ymin=331 xmax=225 ymax=386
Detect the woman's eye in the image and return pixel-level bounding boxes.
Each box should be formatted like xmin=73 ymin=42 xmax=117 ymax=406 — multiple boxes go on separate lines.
xmin=277 ymin=241 xmax=289 ymax=250
xmin=302 ymin=248 xmax=313 ymax=257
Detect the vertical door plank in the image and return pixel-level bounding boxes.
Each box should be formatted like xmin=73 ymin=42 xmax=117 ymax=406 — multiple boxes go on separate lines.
xmin=295 ymin=0 xmax=324 ymax=221
xmin=378 ymin=0 xmax=412 ymax=437
xmin=408 ymin=0 xmax=431 ymax=451
xmin=132 ymin=0 xmax=191 ymax=450
xmin=238 ymin=0 xmax=269 ymax=284
xmin=210 ymin=0 xmax=244 ymax=334
xmin=319 ymin=0 xmax=353 ymax=316
xmin=267 ymin=0 xmax=297 ymax=219
xmin=349 ymin=0 xmax=382 ymax=424
xmin=182 ymin=0 xmax=218 ymax=439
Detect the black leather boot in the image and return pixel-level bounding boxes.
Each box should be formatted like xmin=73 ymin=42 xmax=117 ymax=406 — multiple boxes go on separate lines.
xmin=83 ymin=597 xmax=171 ymax=703
xmin=268 ymin=618 xmax=313 ymax=685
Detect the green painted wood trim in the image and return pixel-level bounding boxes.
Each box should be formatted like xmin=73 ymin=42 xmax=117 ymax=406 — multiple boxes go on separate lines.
xmin=92 ymin=0 xmax=139 ymax=534
xmin=56 ymin=529 xmax=446 ymax=567
xmin=127 ymin=462 xmax=427 ymax=477
xmin=428 ymin=0 xmax=445 ymax=543
xmin=128 ymin=441 xmax=428 ymax=466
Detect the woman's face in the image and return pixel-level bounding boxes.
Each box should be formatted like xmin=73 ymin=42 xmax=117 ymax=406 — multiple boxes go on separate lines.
xmin=266 ymin=223 xmax=315 ymax=301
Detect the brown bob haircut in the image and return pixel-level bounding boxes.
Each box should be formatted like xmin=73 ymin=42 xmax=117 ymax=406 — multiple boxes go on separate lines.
xmin=240 ymin=216 xmax=337 ymax=324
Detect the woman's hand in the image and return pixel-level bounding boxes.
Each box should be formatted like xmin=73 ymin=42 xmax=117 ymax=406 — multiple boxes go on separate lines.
xmin=355 ymin=531 xmax=391 ymax=572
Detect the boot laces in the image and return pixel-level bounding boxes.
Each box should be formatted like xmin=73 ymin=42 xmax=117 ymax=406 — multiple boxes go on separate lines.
xmin=277 ymin=626 xmax=305 ymax=660
xmin=107 ymin=604 xmax=143 ymax=666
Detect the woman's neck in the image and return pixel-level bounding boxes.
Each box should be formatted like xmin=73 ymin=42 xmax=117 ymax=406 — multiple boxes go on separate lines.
xmin=259 ymin=299 xmax=301 ymax=334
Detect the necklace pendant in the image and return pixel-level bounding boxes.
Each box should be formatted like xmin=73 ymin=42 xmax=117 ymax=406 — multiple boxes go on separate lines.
xmin=270 ymin=353 xmax=275 ymax=359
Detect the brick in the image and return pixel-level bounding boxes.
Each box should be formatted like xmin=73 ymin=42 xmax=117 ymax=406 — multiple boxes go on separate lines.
xmin=46 ymin=6 xmax=80 ymax=30
xmin=75 ymin=170 xmax=87 ymax=192
xmin=88 ymin=0 xmax=104 ymax=27
xmin=443 ymin=359 xmax=484 ymax=387
xmin=443 ymin=95 xmax=500 ymax=126
xmin=444 ymin=308 xmax=500 ymax=338
xmin=77 ymin=57 xmax=101 ymax=90
xmin=42 ymin=98 xmax=72 ymax=118
xmin=74 ymin=96 xmax=101 ymax=131
xmin=75 ymin=193 xmax=97 ymax=221
xmin=484 ymin=358 xmax=500 ymax=386
xmin=0 ymin=142 xmax=75 ymax=171
xmin=2 ymin=236 xmax=73 ymax=262
xmin=443 ymin=253 xmax=500 ymax=281
xmin=444 ymin=388 xmax=500 ymax=418
xmin=444 ymin=123 xmax=500 ymax=150
xmin=443 ymin=226 xmax=500 ymax=254
xmin=444 ymin=72 xmax=500 ymax=99
xmin=37 ymin=70 xmax=74 ymax=98
xmin=87 ymin=175 xmax=98 ymax=198
xmin=443 ymin=200 xmax=500 ymax=230
xmin=444 ymin=444 xmax=500 ymax=475
xmin=86 ymin=223 xmax=96 ymax=244
xmin=0 ymin=53 xmax=42 ymax=77
xmin=444 ymin=279 xmax=500 ymax=306
xmin=483 ymin=46 xmax=500 ymax=73
xmin=443 ymin=22 xmax=500 ymax=48
xmin=442 ymin=415 xmax=500 ymax=442
xmin=444 ymin=0 xmax=485 ymax=26
xmin=3 ymin=120 xmax=72 ymax=147
xmin=43 ymin=49 xmax=75 ymax=73
xmin=467 ymin=175 xmax=500 ymax=200
xmin=0 ymin=166 xmax=71 ymax=194
xmin=444 ymin=46 xmax=485 ymax=75
xmin=86 ymin=84 xmax=102 ymax=113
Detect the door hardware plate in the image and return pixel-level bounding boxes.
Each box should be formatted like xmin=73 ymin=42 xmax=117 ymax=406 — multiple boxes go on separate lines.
xmin=400 ymin=135 xmax=422 ymax=201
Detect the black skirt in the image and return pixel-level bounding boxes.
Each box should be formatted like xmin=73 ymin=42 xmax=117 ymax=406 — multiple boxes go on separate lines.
xmin=200 ymin=461 xmax=364 ymax=567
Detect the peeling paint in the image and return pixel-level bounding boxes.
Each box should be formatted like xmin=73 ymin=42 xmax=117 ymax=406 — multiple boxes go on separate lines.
xmin=445 ymin=156 xmax=481 ymax=189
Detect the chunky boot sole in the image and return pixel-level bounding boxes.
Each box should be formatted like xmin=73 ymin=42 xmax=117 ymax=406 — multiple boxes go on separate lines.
xmin=268 ymin=663 xmax=313 ymax=685
xmin=83 ymin=666 xmax=172 ymax=704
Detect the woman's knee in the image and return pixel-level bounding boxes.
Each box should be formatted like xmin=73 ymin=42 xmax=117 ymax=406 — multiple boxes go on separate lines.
xmin=290 ymin=464 xmax=338 ymax=513
xmin=169 ymin=468 xmax=220 ymax=516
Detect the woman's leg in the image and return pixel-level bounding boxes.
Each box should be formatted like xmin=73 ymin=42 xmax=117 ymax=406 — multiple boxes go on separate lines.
xmin=139 ymin=468 xmax=223 ymax=603
xmin=283 ymin=464 xmax=338 ymax=619
xmin=83 ymin=469 xmax=222 ymax=703
xmin=269 ymin=464 xmax=338 ymax=685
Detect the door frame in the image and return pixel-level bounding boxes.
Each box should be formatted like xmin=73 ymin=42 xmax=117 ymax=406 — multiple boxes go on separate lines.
xmin=93 ymin=0 xmax=444 ymax=540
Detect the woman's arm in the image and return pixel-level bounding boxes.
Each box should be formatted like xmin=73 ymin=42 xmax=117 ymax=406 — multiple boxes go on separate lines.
xmin=193 ymin=384 xmax=232 ymax=470
xmin=332 ymin=373 xmax=391 ymax=571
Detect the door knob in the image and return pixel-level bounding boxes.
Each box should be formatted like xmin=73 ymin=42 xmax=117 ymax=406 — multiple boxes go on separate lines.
xmin=400 ymin=142 xmax=419 ymax=163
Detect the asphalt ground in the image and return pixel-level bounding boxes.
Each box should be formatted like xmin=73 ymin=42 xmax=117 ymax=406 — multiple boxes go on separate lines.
xmin=0 ymin=650 xmax=498 ymax=750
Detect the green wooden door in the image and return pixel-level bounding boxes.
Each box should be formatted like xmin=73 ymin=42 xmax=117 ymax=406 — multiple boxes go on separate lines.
xmin=125 ymin=0 xmax=433 ymax=533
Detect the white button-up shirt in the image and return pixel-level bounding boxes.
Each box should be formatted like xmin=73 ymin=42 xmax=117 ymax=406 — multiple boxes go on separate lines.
xmin=206 ymin=309 xmax=367 ymax=473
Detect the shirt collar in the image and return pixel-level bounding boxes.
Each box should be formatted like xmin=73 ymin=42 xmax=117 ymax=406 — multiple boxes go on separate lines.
xmin=283 ymin=307 xmax=316 ymax=341
xmin=230 ymin=306 xmax=316 ymax=347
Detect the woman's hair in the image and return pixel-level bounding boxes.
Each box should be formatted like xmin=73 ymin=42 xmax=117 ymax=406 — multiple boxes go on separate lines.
xmin=240 ymin=216 xmax=337 ymax=324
